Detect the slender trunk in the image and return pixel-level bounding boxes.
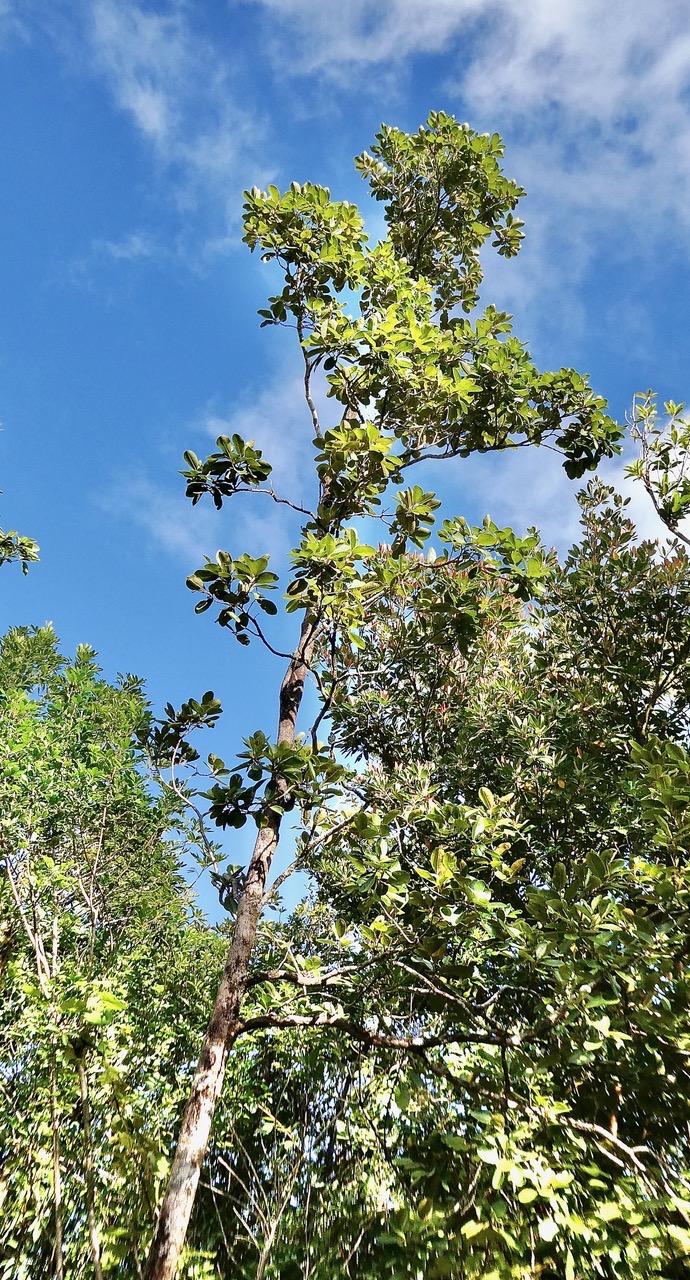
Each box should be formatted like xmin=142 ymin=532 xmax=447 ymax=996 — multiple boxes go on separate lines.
xmin=50 ymin=1059 xmax=65 ymax=1280
xmin=77 ymin=1057 xmax=104 ymax=1280
xmin=144 ymin=616 xmax=316 ymax=1280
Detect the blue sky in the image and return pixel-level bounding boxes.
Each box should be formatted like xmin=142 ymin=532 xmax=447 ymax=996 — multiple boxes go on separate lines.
xmin=2 ymin=0 xmax=690 ymax=908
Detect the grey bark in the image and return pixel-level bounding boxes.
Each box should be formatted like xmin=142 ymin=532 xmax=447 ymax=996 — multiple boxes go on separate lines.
xmin=143 ymin=615 xmax=317 ymax=1280
xmin=77 ymin=1057 xmax=104 ymax=1280
xmin=50 ymin=1059 xmax=65 ymax=1280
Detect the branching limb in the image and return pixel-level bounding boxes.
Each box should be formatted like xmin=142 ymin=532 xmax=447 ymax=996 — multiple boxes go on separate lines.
xmin=238 ymin=1010 xmax=508 ymax=1050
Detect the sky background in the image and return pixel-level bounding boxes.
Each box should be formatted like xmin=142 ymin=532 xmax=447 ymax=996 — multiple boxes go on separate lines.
xmin=2 ymin=0 xmax=690 ymax=911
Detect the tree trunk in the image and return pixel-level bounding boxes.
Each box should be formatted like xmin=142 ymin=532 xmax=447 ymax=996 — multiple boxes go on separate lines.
xmin=49 ymin=1059 xmax=65 ymax=1280
xmin=143 ymin=616 xmax=316 ymax=1280
xmin=77 ymin=1057 xmax=104 ymax=1280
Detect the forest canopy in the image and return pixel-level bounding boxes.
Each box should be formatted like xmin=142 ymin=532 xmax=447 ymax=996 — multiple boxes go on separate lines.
xmin=3 ymin=114 xmax=690 ymax=1280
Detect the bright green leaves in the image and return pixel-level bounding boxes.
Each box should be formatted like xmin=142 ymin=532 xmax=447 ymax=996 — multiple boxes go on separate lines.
xmin=239 ymin=115 xmax=621 ymax=492
xmin=147 ymin=689 xmax=223 ymax=766
xmin=0 ymin=629 xmax=210 ymax=1279
xmin=314 ymin=419 xmax=402 ymax=519
xmin=155 ymin=117 xmax=682 ymax=1278
xmin=627 ymin=390 xmax=690 ymax=539
xmin=632 ymin=737 xmax=690 ymax=861
xmin=0 ymin=483 xmax=38 ymax=576
xmin=243 ymin=179 xmax=367 ymax=320
xmin=182 ymin=433 xmax=272 ymax=510
xmin=356 ymin=111 xmax=525 ymax=314
xmin=287 ymin=528 xmax=375 ymax=625
xmin=389 ymin=485 xmax=441 ymax=553
xmin=536 ymin=369 xmax=623 ymax=479
xmin=203 ymin=731 xmax=344 ymax=834
xmin=294 ymin=468 xmax=690 ymax=1277
xmin=0 ymin=525 xmax=39 ymax=573
xmin=186 ymin=551 xmax=279 ymax=643
xmin=59 ymin=984 xmax=127 ymax=1029
xmin=440 ymin=515 xmax=553 ymax=599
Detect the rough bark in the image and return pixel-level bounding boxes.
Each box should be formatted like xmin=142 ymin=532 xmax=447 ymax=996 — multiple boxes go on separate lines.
xmin=49 ymin=1059 xmax=65 ymax=1280
xmin=77 ymin=1057 xmax=104 ymax=1280
xmin=143 ymin=615 xmax=317 ymax=1280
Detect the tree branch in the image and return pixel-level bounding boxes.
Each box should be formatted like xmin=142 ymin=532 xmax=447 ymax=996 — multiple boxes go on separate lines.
xmin=238 ymin=1011 xmax=507 ymax=1050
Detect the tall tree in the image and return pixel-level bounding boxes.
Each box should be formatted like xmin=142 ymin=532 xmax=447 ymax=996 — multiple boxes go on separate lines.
xmin=0 ymin=627 xmax=217 ymax=1278
xmin=177 ymin=463 xmax=690 ymax=1278
xmin=144 ymin=113 xmax=622 ymax=1277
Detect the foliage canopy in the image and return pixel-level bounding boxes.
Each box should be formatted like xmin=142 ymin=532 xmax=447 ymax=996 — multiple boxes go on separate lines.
xmin=3 ymin=113 xmax=690 ymax=1279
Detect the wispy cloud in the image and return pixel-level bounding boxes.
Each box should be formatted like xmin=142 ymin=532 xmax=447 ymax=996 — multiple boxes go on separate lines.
xmin=196 ymin=367 xmax=320 ymax=558
xmin=0 ymin=0 xmax=28 ymax=46
xmin=103 ymin=367 xmax=318 ymax=567
xmin=245 ymin=0 xmax=690 ymax=347
xmin=59 ymin=229 xmax=167 ymax=291
xmin=239 ymin=0 xmax=486 ymax=73
xmin=95 ymin=231 xmax=161 ymax=262
xmin=42 ymin=0 xmax=270 ymax=259
xmin=47 ymin=0 xmax=690 ymax=308
xmin=204 ymin=371 xmax=316 ymax=496
xmin=100 ymin=472 xmax=224 ymax=565
xmin=86 ymin=0 xmax=260 ymax=187
xmin=437 ymin=439 xmax=672 ymax=559
xmin=454 ymin=0 xmax=690 ymax=254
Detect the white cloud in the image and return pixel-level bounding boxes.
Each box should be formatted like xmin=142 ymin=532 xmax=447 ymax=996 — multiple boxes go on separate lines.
xmin=436 ymin=437 xmax=672 ymax=561
xmin=103 ymin=368 xmax=319 ymax=567
xmin=243 ymin=0 xmax=690 ymax=343
xmin=76 ymin=0 xmax=267 ymax=235
xmin=197 ymin=366 xmax=321 ymax=558
xmin=446 ymin=447 xmax=586 ymax=553
xmin=57 ymin=229 xmax=167 ymax=292
xmin=0 ymin=0 xmax=28 ymax=45
xmin=454 ymin=0 xmax=690 ymax=239
xmin=100 ymin=473 xmax=223 ymax=565
xmin=206 ymin=370 xmax=316 ymax=495
xmin=238 ymin=0 xmax=487 ymax=73
xmin=95 ymin=230 xmax=160 ymax=262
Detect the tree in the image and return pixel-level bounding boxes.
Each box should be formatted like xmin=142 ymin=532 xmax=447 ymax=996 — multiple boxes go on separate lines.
xmin=4 ymin=113 xmax=689 ymax=1280
xmin=144 ymin=112 xmax=623 ymax=1278
xmin=0 ymin=627 xmax=218 ymax=1277
xmin=287 ymin=476 xmax=690 ymax=1277
xmin=168 ymin=468 xmax=690 ymax=1279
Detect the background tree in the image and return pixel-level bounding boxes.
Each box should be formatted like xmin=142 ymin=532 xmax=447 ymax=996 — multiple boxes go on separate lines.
xmin=176 ymin=463 xmax=690 ymax=1279
xmin=0 ymin=627 xmax=219 ymax=1278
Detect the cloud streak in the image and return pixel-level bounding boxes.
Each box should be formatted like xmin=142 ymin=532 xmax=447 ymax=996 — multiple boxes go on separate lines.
xmin=54 ymin=0 xmax=270 ymax=256
xmin=197 ymin=368 xmax=320 ymax=559
xmin=100 ymin=472 xmax=224 ymax=566
xmin=103 ymin=367 xmax=318 ymax=570
xmin=0 ymin=0 xmax=27 ymax=45
xmin=244 ymin=0 xmax=690 ymax=345
xmin=238 ymin=0 xmax=487 ymax=71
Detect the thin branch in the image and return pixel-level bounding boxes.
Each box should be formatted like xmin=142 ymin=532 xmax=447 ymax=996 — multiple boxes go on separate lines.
xmin=262 ymin=861 xmax=297 ymax=906
xmin=238 ymin=1011 xmax=508 ymax=1050
xmin=76 ymin=1057 xmax=104 ymax=1280
xmin=246 ymin=616 xmax=295 ymax=662
xmin=565 ymin=1119 xmax=649 ymax=1174
xmin=2 ymin=855 xmax=51 ymax=997
xmin=388 ymin=957 xmax=505 ymax=1033
xmin=247 ymin=956 xmax=380 ymax=990
xmin=264 ymin=488 xmax=315 ymax=518
xmin=162 ymin=741 xmax=223 ymax=879
xmin=50 ymin=1057 xmax=65 ymax=1280
xmin=301 ymin=348 xmax=322 ymax=439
